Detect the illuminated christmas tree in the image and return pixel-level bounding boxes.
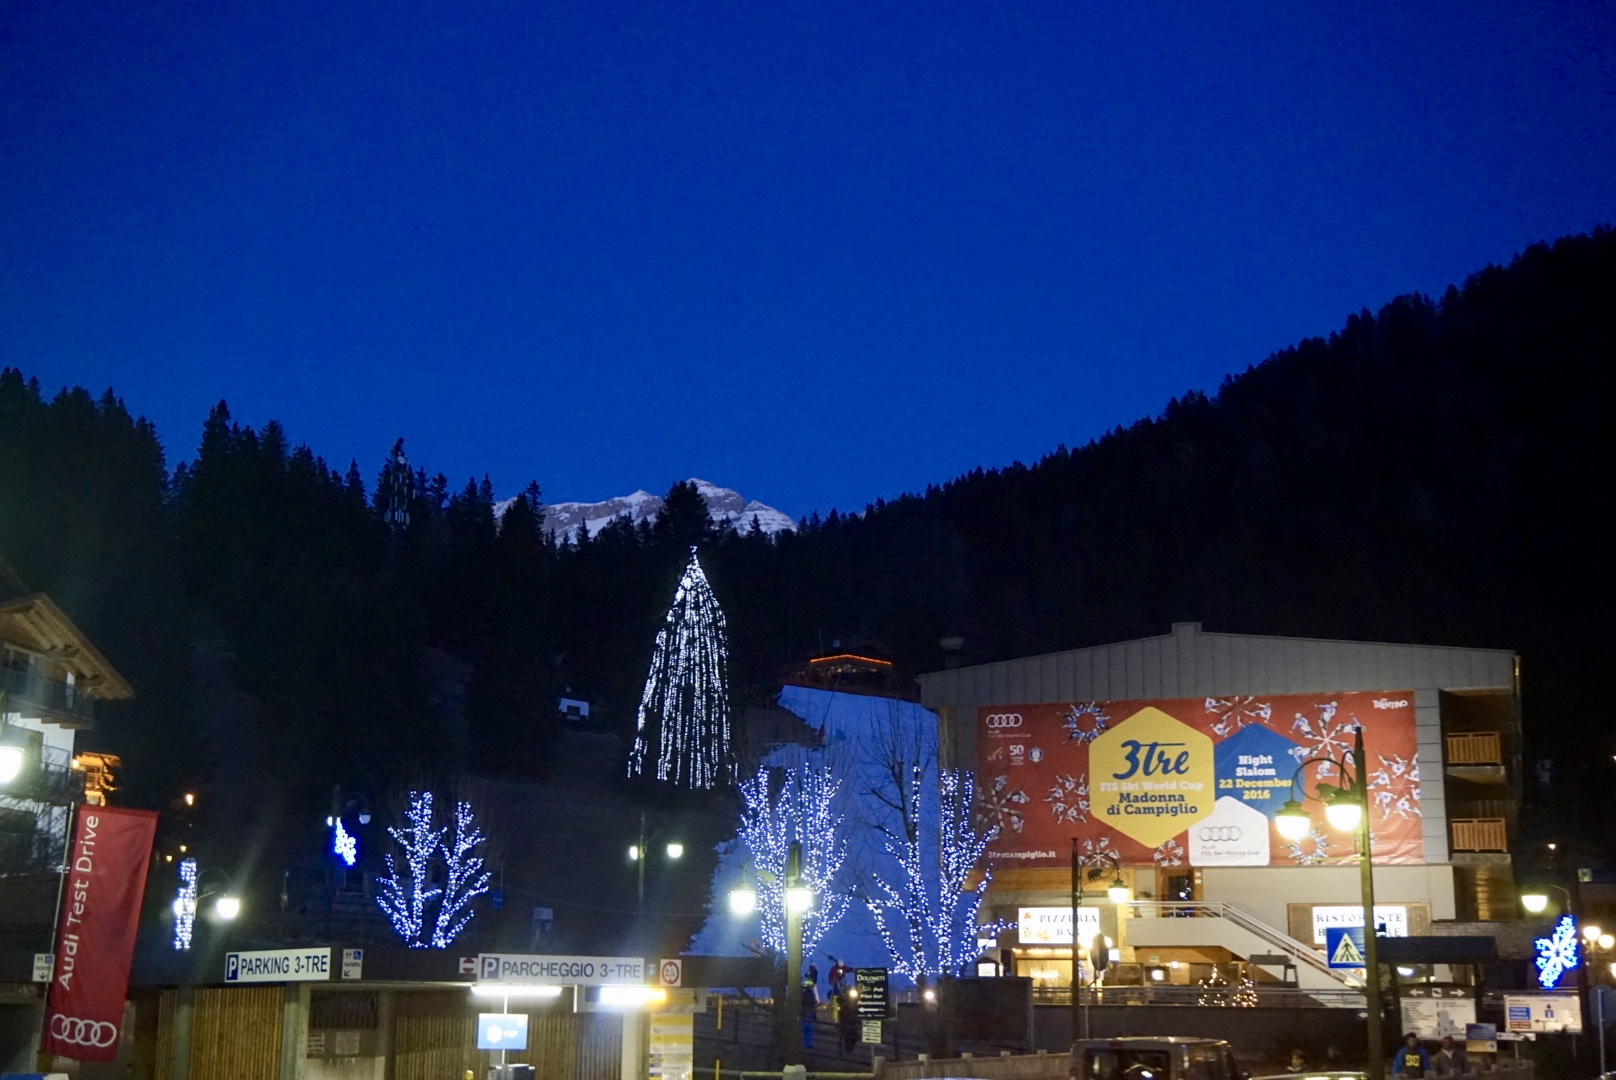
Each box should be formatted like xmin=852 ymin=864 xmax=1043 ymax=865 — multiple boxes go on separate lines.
xmin=627 ymin=548 xmax=732 ymax=788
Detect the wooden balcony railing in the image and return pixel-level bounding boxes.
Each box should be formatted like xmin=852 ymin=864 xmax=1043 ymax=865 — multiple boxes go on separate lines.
xmin=1446 ymin=731 xmax=1503 ymax=766
xmin=1451 ymin=817 xmax=1509 ymax=852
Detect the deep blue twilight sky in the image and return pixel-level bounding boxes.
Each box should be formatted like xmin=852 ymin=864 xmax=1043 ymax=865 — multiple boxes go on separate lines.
xmin=4 ymin=2 xmax=1614 ymax=518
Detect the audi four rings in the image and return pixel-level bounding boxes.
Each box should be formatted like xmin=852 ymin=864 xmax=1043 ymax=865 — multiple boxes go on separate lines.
xmin=1198 ymin=826 xmax=1243 ymax=841
xmin=984 ymin=714 xmax=1023 ymax=728
xmin=50 ymin=1015 xmax=118 ymax=1047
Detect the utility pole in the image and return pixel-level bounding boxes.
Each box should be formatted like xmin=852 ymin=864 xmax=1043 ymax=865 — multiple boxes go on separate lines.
xmin=1355 ymin=727 xmax=1385 ymax=1080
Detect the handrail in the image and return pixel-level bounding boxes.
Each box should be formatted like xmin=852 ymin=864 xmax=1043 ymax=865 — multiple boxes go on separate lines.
xmin=1122 ymin=900 xmax=1365 ymax=988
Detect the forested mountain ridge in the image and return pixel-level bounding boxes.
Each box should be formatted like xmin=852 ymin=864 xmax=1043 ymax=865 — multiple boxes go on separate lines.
xmin=1 ymin=228 xmax=1613 ymax=851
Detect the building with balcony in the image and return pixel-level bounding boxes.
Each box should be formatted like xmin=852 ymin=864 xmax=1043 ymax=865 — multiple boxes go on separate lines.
xmin=0 ymin=564 xmax=134 ymax=874
xmin=917 ymin=621 xmax=1522 ymax=998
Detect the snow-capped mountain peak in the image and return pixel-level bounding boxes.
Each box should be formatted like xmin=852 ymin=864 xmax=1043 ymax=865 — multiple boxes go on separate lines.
xmin=501 ymin=480 xmax=796 ymax=541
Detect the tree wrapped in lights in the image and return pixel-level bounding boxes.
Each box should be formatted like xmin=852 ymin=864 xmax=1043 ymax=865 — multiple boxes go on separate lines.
xmin=377 ymin=792 xmax=444 ymax=947
xmin=864 ymin=768 xmax=1001 ymax=982
xmin=431 ymin=799 xmax=492 ymax=948
xmin=736 ymin=762 xmax=850 ymax=958
xmin=627 ymin=548 xmax=732 ymax=788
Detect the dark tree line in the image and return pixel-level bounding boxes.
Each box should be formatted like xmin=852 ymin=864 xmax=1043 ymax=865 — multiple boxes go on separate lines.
xmin=2 ymin=227 xmax=1614 ymax=853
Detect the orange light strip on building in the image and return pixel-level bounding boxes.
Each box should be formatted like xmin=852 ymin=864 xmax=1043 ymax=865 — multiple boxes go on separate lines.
xmin=808 ymin=654 xmax=892 ymax=667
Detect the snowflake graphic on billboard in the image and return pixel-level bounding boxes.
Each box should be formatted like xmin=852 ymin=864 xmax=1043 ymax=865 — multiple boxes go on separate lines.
xmin=980 ymin=773 xmax=1030 ymax=834
xmin=1282 ymin=823 xmax=1333 ymax=865
xmin=1062 ymin=702 xmax=1111 ymax=744
xmin=1368 ymin=752 xmax=1421 ymax=820
xmin=1203 ymin=696 xmax=1273 ymax=737
xmin=1153 ymin=837 xmax=1185 ymax=866
xmin=1075 ymin=835 xmax=1118 ymax=869
xmin=1287 ymin=702 xmax=1357 ymax=780
xmin=1044 ymin=773 xmax=1090 ymax=824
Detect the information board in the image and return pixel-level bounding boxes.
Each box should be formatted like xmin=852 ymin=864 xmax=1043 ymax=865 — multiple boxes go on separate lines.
xmin=855 ymin=967 xmax=889 ymax=1020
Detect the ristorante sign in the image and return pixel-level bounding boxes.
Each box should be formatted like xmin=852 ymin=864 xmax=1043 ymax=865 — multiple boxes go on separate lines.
xmin=977 ymin=692 xmax=1421 ymax=869
xmin=41 ymin=805 xmax=158 ymax=1062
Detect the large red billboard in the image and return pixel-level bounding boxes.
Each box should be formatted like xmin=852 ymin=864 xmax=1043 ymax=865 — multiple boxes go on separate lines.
xmin=41 ymin=805 xmax=158 ymax=1062
xmin=976 ymin=692 xmax=1422 ymax=869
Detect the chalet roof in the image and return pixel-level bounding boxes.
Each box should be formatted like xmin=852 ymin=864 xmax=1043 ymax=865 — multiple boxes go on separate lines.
xmin=0 ymin=592 xmax=134 ymax=700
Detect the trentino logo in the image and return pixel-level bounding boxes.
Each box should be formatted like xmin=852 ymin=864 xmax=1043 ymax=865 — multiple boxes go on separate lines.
xmin=1372 ymin=698 xmax=1409 ymax=709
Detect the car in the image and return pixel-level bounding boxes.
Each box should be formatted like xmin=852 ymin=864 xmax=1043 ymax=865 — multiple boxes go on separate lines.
xmin=1070 ymin=1037 xmax=1247 ymax=1080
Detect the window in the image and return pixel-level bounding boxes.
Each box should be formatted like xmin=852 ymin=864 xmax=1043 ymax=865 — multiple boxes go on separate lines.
xmin=1083 ymin=1050 xmax=1173 ymax=1080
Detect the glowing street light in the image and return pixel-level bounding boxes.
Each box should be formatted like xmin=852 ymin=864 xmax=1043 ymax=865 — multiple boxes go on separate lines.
xmin=1274 ymin=726 xmax=1384 ymax=1080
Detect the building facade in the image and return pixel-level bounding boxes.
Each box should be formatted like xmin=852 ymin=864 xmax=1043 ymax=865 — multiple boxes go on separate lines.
xmin=917 ymin=622 xmax=1520 ymax=993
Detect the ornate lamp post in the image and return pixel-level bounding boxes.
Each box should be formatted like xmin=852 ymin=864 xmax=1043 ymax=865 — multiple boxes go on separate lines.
xmin=1275 ymin=725 xmax=1383 ymax=1080
xmin=730 ymin=840 xmax=813 ymax=1066
xmin=1070 ymin=838 xmax=1129 ymax=1043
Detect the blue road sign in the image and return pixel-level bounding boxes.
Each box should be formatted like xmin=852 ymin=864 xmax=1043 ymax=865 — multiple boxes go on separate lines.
xmin=1326 ymin=926 xmax=1367 ymax=969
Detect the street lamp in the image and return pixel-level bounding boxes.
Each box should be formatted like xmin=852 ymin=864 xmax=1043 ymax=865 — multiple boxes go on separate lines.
xmin=728 ymin=840 xmax=812 ymax=1065
xmin=628 ymin=811 xmax=685 ymax=918
xmin=1274 ymin=725 xmax=1384 ymax=1080
xmin=1071 ymin=839 xmax=1127 ymax=1043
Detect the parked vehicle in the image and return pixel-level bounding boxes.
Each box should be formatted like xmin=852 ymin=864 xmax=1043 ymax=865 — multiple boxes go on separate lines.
xmin=1070 ymin=1037 xmax=1247 ymax=1080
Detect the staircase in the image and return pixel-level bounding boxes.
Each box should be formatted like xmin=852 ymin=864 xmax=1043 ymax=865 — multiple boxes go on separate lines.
xmin=1122 ymin=901 xmax=1365 ymax=995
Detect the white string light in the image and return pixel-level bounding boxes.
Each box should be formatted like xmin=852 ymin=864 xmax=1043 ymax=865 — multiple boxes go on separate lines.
xmin=865 ymin=769 xmax=1003 ymax=981
xmin=376 ymin=791 xmax=492 ymax=948
xmin=432 ymin=800 xmax=492 ymax=948
xmin=736 ymin=763 xmax=851 ymax=957
xmin=376 ymin=791 xmax=444 ymax=947
xmin=173 ymin=857 xmax=198 ymax=950
xmin=628 ymin=548 xmax=733 ymax=788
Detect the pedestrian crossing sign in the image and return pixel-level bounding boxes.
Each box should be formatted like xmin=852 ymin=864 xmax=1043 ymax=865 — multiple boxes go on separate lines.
xmin=1326 ymin=926 xmax=1367 ymax=969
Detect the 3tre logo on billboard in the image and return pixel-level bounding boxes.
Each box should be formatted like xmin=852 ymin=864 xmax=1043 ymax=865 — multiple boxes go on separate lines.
xmin=975 ymin=691 xmax=1421 ymax=868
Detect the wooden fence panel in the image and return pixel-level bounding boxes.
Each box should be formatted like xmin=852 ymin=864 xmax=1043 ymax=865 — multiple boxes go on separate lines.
xmin=188 ymin=986 xmax=282 ymax=1080
xmin=390 ymin=989 xmax=479 ymax=1080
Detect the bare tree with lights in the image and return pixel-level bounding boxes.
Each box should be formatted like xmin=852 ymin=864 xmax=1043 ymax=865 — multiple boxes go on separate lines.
xmin=735 ymin=761 xmax=851 ymax=958
xmin=863 ymin=766 xmax=1001 ymax=982
xmin=376 ymin=789 xmax=492 ymax=948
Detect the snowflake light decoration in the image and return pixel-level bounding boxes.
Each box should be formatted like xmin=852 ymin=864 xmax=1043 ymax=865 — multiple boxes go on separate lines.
xmin=333 ymin=819 xmax=358 ymax=867
xmin=1044 ymin=773 xmax=1089 ymax=824
xmin=1535 ymin=915 xmax=1580 ymax=989
xmin=1062 ymin=702 xmax=1110 ymax=744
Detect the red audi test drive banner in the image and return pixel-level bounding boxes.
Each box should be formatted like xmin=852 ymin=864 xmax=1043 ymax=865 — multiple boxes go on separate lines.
xmin=41 ymin=805 xmax=157 ymax=1061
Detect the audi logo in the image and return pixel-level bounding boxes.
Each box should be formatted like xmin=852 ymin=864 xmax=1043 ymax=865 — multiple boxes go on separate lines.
xmin=50 ymin=1015 xmax=118 ymax=1048
xmin=984 ymin=714 xmax=1024 ymax=729
xmin=1198 ymin=826 xmax=1243 ymax=842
